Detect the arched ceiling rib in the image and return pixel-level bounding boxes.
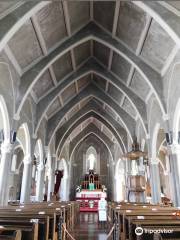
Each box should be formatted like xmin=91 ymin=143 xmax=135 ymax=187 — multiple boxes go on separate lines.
xmin=55 ymin=100 xmax=127 ymax=156
xmin=57 ymin=112 xmax=123 ymax=157
xmin=15 ymin=22 xmax=165 ymax=118
xmin=0 ymin=1 xmax=179 ymax=54
xmin=46 ymin=84 xmax=136 ymax=145
xmin=0 ymin=1 xmax=179 ymax=151
xmin=35 ymin=58 xmax=147 ymax=134
xmin=68 ymin=123 xmax=114 ymax=161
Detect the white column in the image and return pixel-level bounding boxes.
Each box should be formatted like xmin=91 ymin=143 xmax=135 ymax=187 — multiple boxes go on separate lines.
xmin=20 ymin=155 xmax=32 ymax=203
xmin=167 ymin=144 xmax=180 ymax=206
xmin=0 ymin=141 xmax=13 ymax=206
xmin=115 ymin=175 xmax=125 ymax=202
xmin=36 ymin=164 xmax=45 ymax=201
xmin=47 ymin=154 xmax=56 ymax=201
xmin=149 ymin=159 xmax=161 ymax=204
xmin=47 ymin=168 xmax=55 ymax=201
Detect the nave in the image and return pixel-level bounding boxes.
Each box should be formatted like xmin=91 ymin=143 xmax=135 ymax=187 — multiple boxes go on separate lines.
xmin=1 ymin=200 xmax=180 ymax=239
xmin=69 ymin=213 xmax=109 ymax=240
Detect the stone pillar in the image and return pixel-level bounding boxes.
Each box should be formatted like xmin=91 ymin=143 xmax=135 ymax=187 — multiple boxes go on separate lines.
xmin=167 ymin=144 xmax=180 ymax=207
xmin=36 ymin=164 xmax=45 ymax=201
xmin=47 ymin=155 xmax=56 ymax=201
xmin=149 ymin=160 xmax=161 ymax=204
xmin=125 ymin=159 xmax=131 ymax=200
xmin=20 ymin=155 xmax=32 ymax=203
xmin=0 ymin=141 xmax=13 ymax=206
xmin=47 ymin=169 xmax=55 ymax=201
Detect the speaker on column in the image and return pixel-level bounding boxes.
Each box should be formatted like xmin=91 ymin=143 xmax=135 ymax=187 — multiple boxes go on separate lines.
xmin=43 ymin=157 xmax=47 ymax=166
xmin=165 ymin=131 xmax=173 ymax=145
xmin=0 ymin=129 xmax=4 ymax=143
xmin=10 ymin=131 xmax=16 ymax=144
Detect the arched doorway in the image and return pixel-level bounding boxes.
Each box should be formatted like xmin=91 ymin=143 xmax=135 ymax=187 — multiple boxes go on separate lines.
xmin=9 ymin=143 xmax=24 ymax=201
xmin=15 ymin=123 xmax=31 ymax=203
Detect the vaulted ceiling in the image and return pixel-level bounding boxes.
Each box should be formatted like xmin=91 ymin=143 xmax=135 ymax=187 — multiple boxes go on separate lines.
xmin=1 ymin=1 xmax=179 ymax=156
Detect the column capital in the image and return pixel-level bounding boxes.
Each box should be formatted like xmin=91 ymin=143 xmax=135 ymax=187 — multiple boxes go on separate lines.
xmin=1 ymin=141 xmax=13 ymax=153
xmin=149 ymin=157 xmax=159 ymax=165
xmin=146 ymin=134 xmax=150 ymax=140
xmin=23 ymin=155 xmax=32 ymax=165
xmin=37 ymin=163 xmax=44 ymax=172
xmin=168 ymin=144 xmax=180 ymax=155
xmin=47 ymin=168 xmax=54 ymax=176
xmin=162 ymin=114 xmax=169 ymax=121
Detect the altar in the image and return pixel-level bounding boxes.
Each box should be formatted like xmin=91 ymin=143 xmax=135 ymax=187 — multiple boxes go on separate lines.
xmin=75 ymin=170 xmax=107 ymax=212
xmin=76 ymin=190 xmax=106 ymax=199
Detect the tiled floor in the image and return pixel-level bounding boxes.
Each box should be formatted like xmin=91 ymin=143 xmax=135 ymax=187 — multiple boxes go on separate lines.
xmin=69 ymin=213 xmax=110 ymax=240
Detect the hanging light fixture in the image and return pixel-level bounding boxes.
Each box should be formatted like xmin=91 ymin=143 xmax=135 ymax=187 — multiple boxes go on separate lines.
xmin=124 ymin=137 xmax=147 ymax=161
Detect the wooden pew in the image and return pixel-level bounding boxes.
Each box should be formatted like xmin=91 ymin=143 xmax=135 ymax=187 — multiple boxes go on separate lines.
xmin=0 ymin=230 xmax=21 ymax=240
xmin=0 ymin=201 xmax=79 ymax=240
xmin=0 ymin=221 xmax=38 ymax=240
xmin=108 ymin=202 xmax=180 ymax=240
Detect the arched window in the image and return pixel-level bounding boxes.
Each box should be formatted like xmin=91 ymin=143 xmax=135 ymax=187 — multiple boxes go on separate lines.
xmin=86 ymin=146 xmax=97 ymax=172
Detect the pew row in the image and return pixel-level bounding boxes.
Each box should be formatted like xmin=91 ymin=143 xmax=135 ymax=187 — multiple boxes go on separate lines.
xmin=108 ymin=202 xmax=180 ymax=240
xmin=0 ymin=201 xmax=79 ymax=240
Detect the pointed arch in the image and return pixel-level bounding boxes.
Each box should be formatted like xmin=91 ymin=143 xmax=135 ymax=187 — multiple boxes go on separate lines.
xmin=17 ymin=123 xmax=31 ymax=157
xmin=34 ymin=139 xmax=44 ymax=164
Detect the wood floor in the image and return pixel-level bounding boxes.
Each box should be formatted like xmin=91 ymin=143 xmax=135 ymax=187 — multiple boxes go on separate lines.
xmin=69 ymin=213 xmax=110 ymax=240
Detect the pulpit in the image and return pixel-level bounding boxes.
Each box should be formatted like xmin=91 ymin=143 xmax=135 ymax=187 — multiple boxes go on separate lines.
xmin=128 ymin=175 xmax=146 ymax=202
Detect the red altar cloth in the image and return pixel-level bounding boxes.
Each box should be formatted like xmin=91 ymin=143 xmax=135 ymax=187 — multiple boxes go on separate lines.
xmin=76 ymin=198 xmax=99 ymax=212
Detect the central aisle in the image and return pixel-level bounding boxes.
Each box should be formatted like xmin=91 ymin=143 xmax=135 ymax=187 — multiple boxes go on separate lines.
xmin=70 ymin=213 xmax=109 ymax=240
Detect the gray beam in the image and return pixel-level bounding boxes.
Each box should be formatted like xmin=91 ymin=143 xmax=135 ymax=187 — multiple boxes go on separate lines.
xmin=69 ymin=123 xmax=114 ymax=161
xmin=35 ymin=58 xmax=147 ymax=135
xmin=55 ymin=100 xmax=127 ymax=156
xmin=15 ymin=22 xmax=165 ymax=118
xmin=46 ymin=84 xmax=135 ymax=145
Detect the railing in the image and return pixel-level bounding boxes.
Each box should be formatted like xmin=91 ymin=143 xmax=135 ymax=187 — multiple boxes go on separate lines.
xmin=62 ymin=224 xmax=76 ymax=240
xmin=107 ymin=224 xmax=115 ymax=239
xmin=61 ymin=222 xmax=118 ymax=240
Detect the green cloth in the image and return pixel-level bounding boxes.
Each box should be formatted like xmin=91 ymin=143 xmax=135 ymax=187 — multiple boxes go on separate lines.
xmin=89 ymin=183 xmax=95 ymax=190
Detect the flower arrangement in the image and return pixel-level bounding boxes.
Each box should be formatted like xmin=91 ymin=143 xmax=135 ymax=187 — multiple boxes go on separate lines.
xmin=76 ymin=185 xmax=81 ymax=192
xmin=102 ymin=185 xmax=107 ymax=192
